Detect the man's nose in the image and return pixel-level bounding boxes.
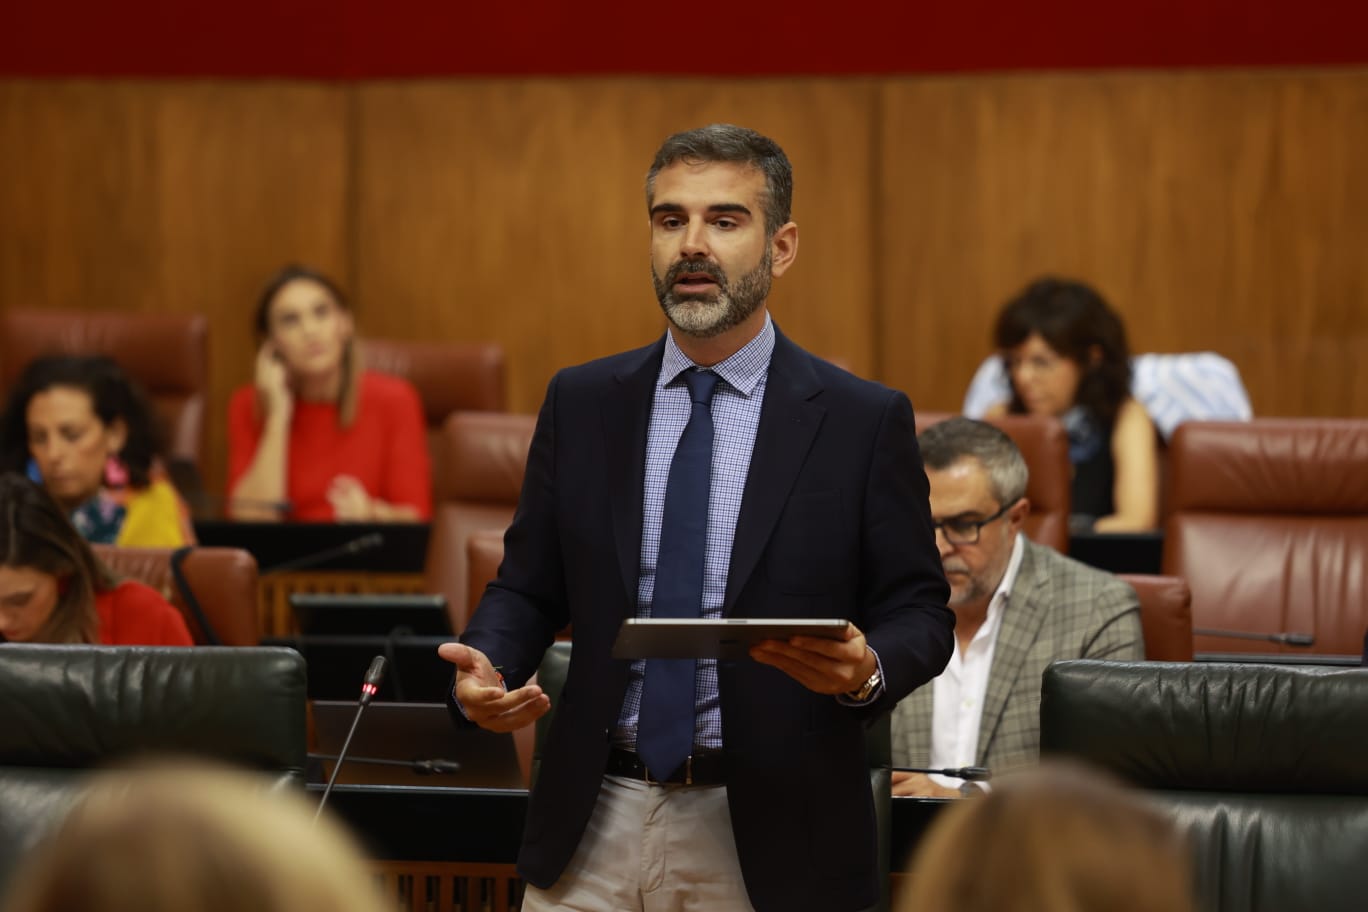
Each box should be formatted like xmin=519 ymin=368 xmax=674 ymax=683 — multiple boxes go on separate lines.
xmin=680 ymin=220 xmax=709 ymax=258
xmin=935 ymin=527 xmax=956 ymax=559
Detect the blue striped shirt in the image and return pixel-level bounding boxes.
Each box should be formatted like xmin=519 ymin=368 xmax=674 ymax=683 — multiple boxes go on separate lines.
xmin=615 ymin=316 xmax=774 ymax=750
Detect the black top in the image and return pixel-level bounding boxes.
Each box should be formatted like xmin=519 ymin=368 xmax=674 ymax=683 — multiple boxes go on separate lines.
xmin=1067 ymin=411 xmax=1114 ymax=528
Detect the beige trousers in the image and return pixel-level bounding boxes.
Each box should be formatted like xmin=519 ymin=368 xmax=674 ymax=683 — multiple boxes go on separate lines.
xmin=521 ymin=774 xmax=755 ymax=912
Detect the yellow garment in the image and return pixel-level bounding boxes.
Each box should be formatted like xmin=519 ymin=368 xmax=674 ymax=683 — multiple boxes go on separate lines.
xmin=115 ymin=479 xmax=195 ymax=548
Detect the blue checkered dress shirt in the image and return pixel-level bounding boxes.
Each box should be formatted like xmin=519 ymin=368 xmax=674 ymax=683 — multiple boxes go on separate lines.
xmin=614 ymin=317 xmax=774 ymax=750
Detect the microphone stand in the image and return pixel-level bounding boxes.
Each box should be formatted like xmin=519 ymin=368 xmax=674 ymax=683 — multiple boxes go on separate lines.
xmin=308 ymin=753 xmax=462 ymax=775
xmin=264 ymin=532 xmax=385 ymax=575
xmin=892 ymin=765 xmax=992 ymax=782
xmin=314 ymin=656 xmax=387 ymax=824
xmin=1194 ymin=628 xmax=1314 ymax=647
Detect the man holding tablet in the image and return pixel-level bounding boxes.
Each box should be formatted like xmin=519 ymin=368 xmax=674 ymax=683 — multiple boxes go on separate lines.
xmin=440 ymin=124 xmax=951 ymax=912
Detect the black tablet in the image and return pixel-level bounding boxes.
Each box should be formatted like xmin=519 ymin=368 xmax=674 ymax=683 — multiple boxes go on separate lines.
xmin=611 ymin=617 xmax=850 ymax=660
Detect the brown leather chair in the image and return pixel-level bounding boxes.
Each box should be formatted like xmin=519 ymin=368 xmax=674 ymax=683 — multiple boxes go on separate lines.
xmin=1117 ymin=573 xmax=1194 ymax=661
xmin=93 ymin=545 xmax=260 ymax=646
xmin=916 ymin=411 xmax=1072 ymax=552
xmin=424 ymin=411 xmax=536 ymax=632
xmin=0 ymin=309 xmax=209 ymax=469
xmin=362 ymin=337 xmax=504 ymax=448
xmin=1163 ymin=419 xmax=1368 ymax=657
xmin=466 ymin=528 xmax=506 ymax=618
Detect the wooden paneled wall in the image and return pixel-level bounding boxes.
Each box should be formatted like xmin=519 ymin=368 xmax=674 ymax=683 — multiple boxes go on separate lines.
xmin=2 ymin=70 xmax=1365 ymax=490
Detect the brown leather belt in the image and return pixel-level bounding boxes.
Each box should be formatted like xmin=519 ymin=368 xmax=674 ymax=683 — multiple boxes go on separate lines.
xmin=606 ymin=747 xmax=726 ymax=786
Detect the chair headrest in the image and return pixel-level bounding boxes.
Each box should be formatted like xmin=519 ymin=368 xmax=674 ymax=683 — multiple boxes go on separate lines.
xmin=1041 ymin=659 xmax=1368 ymax=794
xmin=0 ymin=646 xmax=306 ymax=774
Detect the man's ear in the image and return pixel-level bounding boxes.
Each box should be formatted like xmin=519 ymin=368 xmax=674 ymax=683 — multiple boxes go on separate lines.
xmin=769 ymin=221 xmax=799 ymax=278
xmin=1007 ymin=496 xmax=1031 ymax=532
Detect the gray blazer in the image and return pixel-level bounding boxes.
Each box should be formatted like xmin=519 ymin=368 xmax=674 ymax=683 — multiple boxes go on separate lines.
xmin=891 ymin=537 xmax=1143 ymax=776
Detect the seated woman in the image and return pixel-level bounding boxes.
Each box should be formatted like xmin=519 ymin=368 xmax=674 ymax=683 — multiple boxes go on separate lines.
xmin=0 ymin=473 xmax=193 ymax=645
xmin=228 ymin=265 xmax=431 ymax=522
xmin=0 ymin=354 xmax=194 ymax=547
xmin=986 ymin=277 xmax=1158 ymax=531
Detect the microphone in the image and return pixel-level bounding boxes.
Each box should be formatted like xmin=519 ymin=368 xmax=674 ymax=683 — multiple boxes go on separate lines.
xmin=1194 ymin=627 xmax=1314 ymax=647
xmin=306 ymin=752 xmax=462 ymax=775
xmin=262 ymin=532 xmax=385 ymax=575
xmin=314 ymin=656 xmax=387 ymax=823
xmin=893 ymin=765 xmax=992 ymax=782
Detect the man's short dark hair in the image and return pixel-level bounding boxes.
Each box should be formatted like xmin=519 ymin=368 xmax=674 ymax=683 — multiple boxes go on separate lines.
xmin=645 ymin=124 xmax=793 ymax=238
xmin=918 ymin=417 xmax=1030 ymax=507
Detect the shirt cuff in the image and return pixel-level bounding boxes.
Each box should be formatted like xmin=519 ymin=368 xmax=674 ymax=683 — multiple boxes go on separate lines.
xmin=835 ymin=646 xmax=886 ymax=706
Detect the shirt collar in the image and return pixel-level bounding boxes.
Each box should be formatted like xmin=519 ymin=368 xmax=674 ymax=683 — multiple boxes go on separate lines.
xmin=980 ymin=532 xmax=1026 ymax=637
xmin=658 ymin=313 xmax=775 ymax=397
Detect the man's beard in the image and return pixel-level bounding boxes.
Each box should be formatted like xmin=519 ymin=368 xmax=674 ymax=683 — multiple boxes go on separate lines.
xmin=652 ymin=248 xmax=772 ymax=339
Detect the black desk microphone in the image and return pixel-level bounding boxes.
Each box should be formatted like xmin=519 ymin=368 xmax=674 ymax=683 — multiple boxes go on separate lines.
xmin=1194 ymin=627 xmax=1314 ymax=647
xmin=307 ymin=753 xmax=463 ymax=775
xmin=314 ymin=655 xmax=387 ymax=823
xmin=263 ymin=532 xmax=385 ymax=575
xmin=892 ymin=765 xmax=992 ymax=782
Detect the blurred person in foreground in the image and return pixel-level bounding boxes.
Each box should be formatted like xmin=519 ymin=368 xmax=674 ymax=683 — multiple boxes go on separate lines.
xmin=0 ymin=354 xmax=193 ymax=546
xmin=0 ymin=472 xmax=191 ymax=645
xmin=897 ymin=762 xmax=1195 ymax=912
xmin=2 ymin=763 xmax=390 ymax=912
xmin=890 ymin=418 xmax=1142 ymax=796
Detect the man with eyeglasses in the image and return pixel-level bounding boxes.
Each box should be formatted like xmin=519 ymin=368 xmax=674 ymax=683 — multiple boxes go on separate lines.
xmin=889 ymin=417 xmax=1143 ymax=796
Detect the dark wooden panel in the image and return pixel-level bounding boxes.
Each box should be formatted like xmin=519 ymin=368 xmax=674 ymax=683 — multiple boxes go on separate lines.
xmin=0 ymin=81 xmax=350 ymax=491
xmin=877 ymin=68 xmax=1368 ymax=418
xmin=353 ymin=79 xmax=879 ymax=415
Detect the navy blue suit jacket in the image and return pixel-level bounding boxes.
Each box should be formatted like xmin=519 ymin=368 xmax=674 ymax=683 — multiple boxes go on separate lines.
xmin=453 ymin=326 xmax=952 ymax=911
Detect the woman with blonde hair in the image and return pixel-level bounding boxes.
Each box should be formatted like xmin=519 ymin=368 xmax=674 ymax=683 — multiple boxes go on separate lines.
xmin=897 ymin=763 xmax=1195 ymax=912
xmin=3 ymin=763 xmax=390 ymax=912
xmin=228 ymin=264 xmax=430 ymax=522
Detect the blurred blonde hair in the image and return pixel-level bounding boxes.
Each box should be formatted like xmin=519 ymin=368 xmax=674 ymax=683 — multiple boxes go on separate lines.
xmin=897 ymin=762 xmax=1195 ymax=912
xmin=3 ymin=762 xmax=389 ymax=912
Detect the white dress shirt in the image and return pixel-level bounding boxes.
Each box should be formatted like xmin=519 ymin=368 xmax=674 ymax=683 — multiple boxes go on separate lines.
xmin=928 ymin=533 xmax=1025 ymax=788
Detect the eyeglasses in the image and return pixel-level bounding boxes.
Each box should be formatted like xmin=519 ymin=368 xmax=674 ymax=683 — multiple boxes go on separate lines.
xmin=932 ymin=500 xmax=1018 ymax=545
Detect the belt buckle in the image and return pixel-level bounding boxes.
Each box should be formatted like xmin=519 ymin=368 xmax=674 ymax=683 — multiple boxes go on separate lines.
xmin=642 ymin=755 xmax=690 ymax=786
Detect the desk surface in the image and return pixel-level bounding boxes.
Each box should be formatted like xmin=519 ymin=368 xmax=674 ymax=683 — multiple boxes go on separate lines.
xmin=194 ymin=520 xmax=430 ymax=573
xmin=1068 ymin=530 xmax=1163 ymax=575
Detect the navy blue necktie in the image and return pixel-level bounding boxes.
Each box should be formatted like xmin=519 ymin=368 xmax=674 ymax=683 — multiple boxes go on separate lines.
xmin=637 ymin=369 xmax=719 ymax=780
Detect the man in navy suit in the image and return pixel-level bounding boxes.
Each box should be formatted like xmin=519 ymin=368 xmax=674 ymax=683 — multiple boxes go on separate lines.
xmin=440 ymin=124 xmax=952 ymax=912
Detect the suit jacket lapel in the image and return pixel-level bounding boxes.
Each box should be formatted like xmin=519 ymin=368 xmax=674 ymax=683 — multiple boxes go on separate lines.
xmin=977 ymin=539 xmax=1049 ymax=761
xmin=723 ymin=329 xmax=825 ymax=612
xmin=603 ymin=339 xmax=665 ymax=614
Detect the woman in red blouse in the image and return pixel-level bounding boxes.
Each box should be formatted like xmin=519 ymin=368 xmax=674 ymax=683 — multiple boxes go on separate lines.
xmin=0 ymin=473 xmax=192 ymax=646
xmin=227 ymin=265 xmax=431 ymax=523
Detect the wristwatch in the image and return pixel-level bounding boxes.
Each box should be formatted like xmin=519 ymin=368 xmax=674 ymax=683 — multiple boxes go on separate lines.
xmin=846 ymin=668 xmax=881 ymax=703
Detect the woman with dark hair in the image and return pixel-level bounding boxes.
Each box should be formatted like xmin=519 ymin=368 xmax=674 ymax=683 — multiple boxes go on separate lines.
xmin=988 ymin=277 xmax=1158 ymax=531
xmin=0 ymin=473 xmax=191 ymax=645
xmin=227 ymin=265 xmax=430 ymax=522
xmin=0 ymin=355 xmax=193 ymax=546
